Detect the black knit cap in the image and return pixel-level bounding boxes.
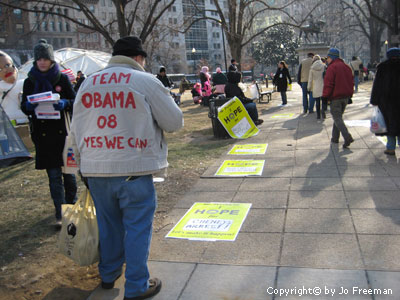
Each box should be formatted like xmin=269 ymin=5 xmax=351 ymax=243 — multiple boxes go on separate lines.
xmin=33 ymin=39 xmax=55 ymax=62
xmin=112 ymin=36 xmax=147 ymax=58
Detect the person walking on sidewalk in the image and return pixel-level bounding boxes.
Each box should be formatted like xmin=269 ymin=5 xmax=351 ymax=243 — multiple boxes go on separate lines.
xmin=273 ymin=61 xmax=292 ymax=106
xmin=21 ymin=39 xmax=77 ymax=228
xmin=370 ymin=47 xmax=400 ymax=156
xmin=70 ymin=36 xmax=183 ymax=300
xmin=308 ymin=55 xmax=326 ymax=119
xmin=297 ymin=52 xmax=314 ymax=113
xmin=350 ymin=56 xmax=362 ymax=92
xmin=322 ymin=48 xmax=354 ymax=148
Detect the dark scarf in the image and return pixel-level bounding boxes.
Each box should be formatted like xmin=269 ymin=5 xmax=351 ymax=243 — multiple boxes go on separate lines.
xmin=28 ymin=63 xmax=61 ymax=93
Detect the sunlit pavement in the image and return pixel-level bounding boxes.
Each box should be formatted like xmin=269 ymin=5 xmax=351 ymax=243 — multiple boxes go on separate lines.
xmin=89 ymin=82 xmax=400 ymax=300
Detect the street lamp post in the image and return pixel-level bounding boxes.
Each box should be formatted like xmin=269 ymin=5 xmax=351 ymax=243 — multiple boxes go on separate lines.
xmin=192 ymin=47 xmax=196 ymax=73
xmin=220 ymin=21 xmax=228 ymax=73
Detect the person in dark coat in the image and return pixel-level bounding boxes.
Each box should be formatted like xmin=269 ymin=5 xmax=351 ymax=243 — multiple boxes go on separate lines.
xmin=273 ymin=61 xmax=292 ymax=106
xmin=156 ymin=66 xmax=173 ymax=88
xmin=74 ymin=70 xmax=86 ymax=92
xmin=370 ymin=47 xmax=400 ymax=155
xmin=212 ymin=67 xmax=227 ymax=94
xmin=225 ymin=71 xmax=263 ymax=126
xmin=21 ymin=39 xmax=77 ymax=227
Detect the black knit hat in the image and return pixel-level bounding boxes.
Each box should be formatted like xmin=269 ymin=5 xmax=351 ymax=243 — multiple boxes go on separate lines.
xmin=112 ymin=36 xmax=147 ymax=58
xmin=33 ymin=39 xmax=55 ymax=62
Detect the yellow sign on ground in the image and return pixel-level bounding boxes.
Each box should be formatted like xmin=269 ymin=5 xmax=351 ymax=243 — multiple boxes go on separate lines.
xmin=228 ymin=144 xmax=268 ymax=155
xmin=165 ymin=202 xmax=252 ymax=241
xmin=377 ymin=136 xmax=388 ymax=145
xmin=217 ymin=97 xmax=259 ymax=139
xmin=271 ymin=113 xmax=295 ymax=119
xmin=215 ymin=160 xmax=265 ymax=176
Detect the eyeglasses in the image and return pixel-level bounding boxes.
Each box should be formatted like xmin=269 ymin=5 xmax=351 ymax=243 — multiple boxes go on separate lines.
xmin=0 ymin=64 xmax=14 ymax=73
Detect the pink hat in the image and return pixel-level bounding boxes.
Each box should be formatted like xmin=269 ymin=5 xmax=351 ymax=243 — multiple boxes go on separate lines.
xmin=216 ymin=67 xmax=222 ymax=73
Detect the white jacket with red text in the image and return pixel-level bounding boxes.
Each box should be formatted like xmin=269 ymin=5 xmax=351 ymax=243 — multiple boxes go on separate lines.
xmin=70 ymin=55 xmax=183 ymax=176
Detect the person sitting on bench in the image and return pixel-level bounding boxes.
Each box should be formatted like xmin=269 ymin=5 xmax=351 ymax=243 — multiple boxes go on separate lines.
xmin=225 ymin=71 xmax=264 ymax=126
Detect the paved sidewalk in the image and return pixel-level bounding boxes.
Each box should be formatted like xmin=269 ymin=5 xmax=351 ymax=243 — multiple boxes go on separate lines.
xmin=89 ymin=83 xmax=400 ymax=300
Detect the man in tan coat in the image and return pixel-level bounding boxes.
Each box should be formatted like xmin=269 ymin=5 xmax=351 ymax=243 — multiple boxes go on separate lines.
xmin=297 ymin=52 xmax=314 ymax=113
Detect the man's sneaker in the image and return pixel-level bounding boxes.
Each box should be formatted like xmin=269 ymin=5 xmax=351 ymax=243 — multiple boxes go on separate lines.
xmin=55 ymin=219 xmax=62 ymax=230
xmin=124 ymin=278 xmax=162 ymax=300
xmin=101 ymin=274 xmax=121 ymax=290
xmin=343 ymin=137 xmax=355 ymax=148
xmin=384 ymin=149 xmax=396 ymax=156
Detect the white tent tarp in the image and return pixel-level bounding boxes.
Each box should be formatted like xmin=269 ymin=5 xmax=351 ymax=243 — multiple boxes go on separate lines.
xmin=18 ymin=48 xmax=111 ymax=80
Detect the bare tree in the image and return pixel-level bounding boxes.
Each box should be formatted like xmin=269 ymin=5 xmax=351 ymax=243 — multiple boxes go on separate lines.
xmin=339 ymin=0 xmax=387 ymax=63
xmin=181 ymin=0 xmax=323 ymax=69
xmin=362 ymin=0 xmax=399 ymax=47
xmin=1 ymin=0 xmax=176 ymax=45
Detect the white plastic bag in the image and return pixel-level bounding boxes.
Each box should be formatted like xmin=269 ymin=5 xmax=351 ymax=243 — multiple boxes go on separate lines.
xmin=249 ymin=84 xmax=259 ymax=99
xmin=370 ymin=106 xmax=387 ymax=134
xmin=59 ymin=188 xmax=99 ymax=266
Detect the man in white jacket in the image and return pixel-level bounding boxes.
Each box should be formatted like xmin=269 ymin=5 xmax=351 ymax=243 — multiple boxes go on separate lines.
xmin=70 ymin=36 xmax=183 ymax=300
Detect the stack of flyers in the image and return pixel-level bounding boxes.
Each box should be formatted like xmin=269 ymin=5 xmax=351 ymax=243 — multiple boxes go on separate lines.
xmin=27 ymin=91 xmax=61 ymax=119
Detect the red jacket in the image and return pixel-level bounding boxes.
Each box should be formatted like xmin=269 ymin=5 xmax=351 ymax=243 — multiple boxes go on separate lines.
xmin=322 ymin=58 xmax=354 ymax=100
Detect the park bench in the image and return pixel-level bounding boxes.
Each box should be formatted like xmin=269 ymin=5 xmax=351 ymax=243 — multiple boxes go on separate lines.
xmin=254 ymin=82 xmax=272 ymax=104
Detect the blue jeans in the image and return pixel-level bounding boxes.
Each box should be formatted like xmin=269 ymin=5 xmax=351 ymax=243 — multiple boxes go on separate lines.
xmin=280 ymin=91 xmax=287 ymax=105
xmin=87 ymin=175 xmax=156 ymax=298
xmin=301 ymin=82 xmax=311 ymax=112
xmin=244 ymin=102 xmax=259 ymax=122
xmin=46 ymin=168 xmax=77 ymax=220
xmin=354 ymin=75 xmax=359 ymax=91
xmin=387 ymin=136 xmax=400 ymax=150
xmin=308 ymin=92 xmax=315 ymax=112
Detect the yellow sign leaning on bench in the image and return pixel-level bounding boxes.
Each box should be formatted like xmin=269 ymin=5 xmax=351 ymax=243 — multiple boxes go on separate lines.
xmin=217 ymin=97 xmax=259 ymax=139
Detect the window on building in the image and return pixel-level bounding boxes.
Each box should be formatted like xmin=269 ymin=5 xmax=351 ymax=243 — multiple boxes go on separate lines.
xmin=43 ymin=21 xmax=48 ymax=31
xmin=14 ymin=9 xmax=22 ymax=18
xmin=108 ymin=0 xmax=113 ymax=7
xmin=169 ymin=18 xmax=172 ymax=24
xmin=102 ymin=12 xmax=107 ymax=20
xmin=89 ymin=5 xmax=95 ymax=12
xmin=64 ymin=9 xmax=68 ymax=16
xmin=101 ymin=0 xmax=105 ymax=6
xmin=66 ymin=23 xmax=70 ymax=32
xmin=68 ymin=38 xmax=72 ymax=46
xmin=174 ymin=18 xmax=177 ymax=24
xmin=50 ymin=21 xmax=55 ymax=31
xmin=173 ymin=6 xmax=176 ymax=12
xmin=57 ymin=8 xmax=61 ymax=14
xmin=60 ymin=38 xmax=65 ymax=47
xmin=58 ymin=22 xmax=63 ymax=32
xmin=18 ymin=39 xmax=24 ymax=46
xmin=53 ymin=38 xmax=58 ymax=48
xmin=41 ymin=7 xmax=47 ymax=17
xmin=0 ymin=38 xmax=5 ymax=44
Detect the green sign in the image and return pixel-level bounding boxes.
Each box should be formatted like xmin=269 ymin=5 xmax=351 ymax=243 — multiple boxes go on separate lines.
xmin=215 ymin=160 xmax=265 ymax=176
xmin=165 ymin=202 xmax=252 ymax=241
xmin=217 ymin=97 xmax=259 ymax=139
xmin=228 ymin=144 xmax=268 ymax=155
